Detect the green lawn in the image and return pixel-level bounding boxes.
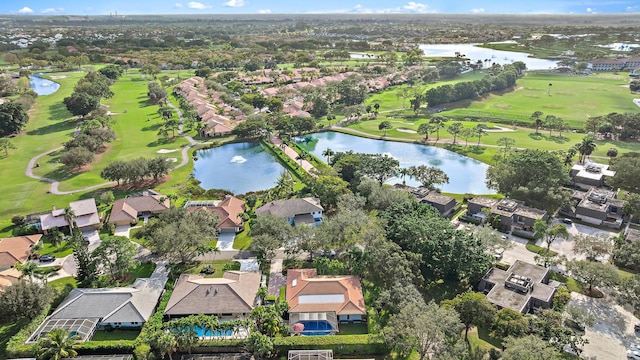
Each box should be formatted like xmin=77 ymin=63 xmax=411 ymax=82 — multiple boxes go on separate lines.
xmin=90 ymin=329 xmax=140 ymax=341
xmin=525 ymin=242 xmax=558 ymax=257
xmin=0 ymin=319 xmax=28 ymax=359
xmin=441 ymin=72 xmax=638 ymax=128
xmin=338 ymin=323 xmax=368 ymax=335
xmin=47 ymin=276 xmax=77 ymax=290
xmin=185 ymin=260 xmax=241 ymax=278
xmin=467 ymin=326 xmax=501 ymax=353
xmin=40 ymin=239 xmax=74 ymax=258
xmin=233 ymin=227 xmax=252 ymax=250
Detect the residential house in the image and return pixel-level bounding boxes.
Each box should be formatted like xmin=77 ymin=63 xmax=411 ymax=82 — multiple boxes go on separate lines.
xmin=394 ymin=184 xmax=457 ymax=217
xmin=625 ymin=228 xmax=640 ymax=243
xmin=108 ymin=192 xmax=170 ymax=226
xmin=184 ymin=196 xmax=246 ymax=233
xmin=0 ymin=268 xmax=22 ymax=291
xmin=286 ymin=269 xmax=367 ymax=335
xmin=40 ymin=199 xmax=100 ymax=234
xmin=27 ymin=277 xmax=166 ymax=343
xmin=0 ymin=234 xmax=42 ymax=270
xmin=570 ymin=162 xmax=616 ymax=189
xmin=164 ymin=271 xmax=261 ymax=320
xmin=478 ymin=260 xmax=556 ymax=314
xmin=256 ymin=197 xmax=323 ymax=226
xmin=571 ymin=188 xmax=624 ymax=228
xmin=467 ymin=197 xmax=548 ymax=232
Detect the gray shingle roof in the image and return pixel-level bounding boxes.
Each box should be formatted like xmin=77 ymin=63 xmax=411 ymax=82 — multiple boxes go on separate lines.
xmin=255 ymin=197 xmax=323 ymax=218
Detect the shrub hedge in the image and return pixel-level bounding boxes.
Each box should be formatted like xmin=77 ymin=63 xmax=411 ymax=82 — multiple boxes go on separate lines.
xmin=273 ymin=334 xmax=386 ymax=355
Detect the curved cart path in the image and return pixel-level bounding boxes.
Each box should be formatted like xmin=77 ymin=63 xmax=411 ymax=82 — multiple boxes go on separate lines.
xmin=26 ymin=100 xmax=205 ymax=195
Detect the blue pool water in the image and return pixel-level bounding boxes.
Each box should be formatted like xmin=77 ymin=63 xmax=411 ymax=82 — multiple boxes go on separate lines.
xmin=188 ymin=326 xmax=233 ymax=338
xmin=296 ymin=320 xmax=335 ymax=336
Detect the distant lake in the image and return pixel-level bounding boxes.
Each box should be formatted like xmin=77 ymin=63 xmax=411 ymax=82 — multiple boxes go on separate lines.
xmin=298 ymin=132 xmax=496 ymax=194
xmin=29 ymin=74 xmax=60 ymax=95
xmin=193 ymin=142 xmax=285 ymax=194
xmin=419 ymin=43 xmax=558 ymax=70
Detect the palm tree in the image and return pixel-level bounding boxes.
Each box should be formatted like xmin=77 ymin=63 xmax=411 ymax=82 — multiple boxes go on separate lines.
xmin=474 ymin=125 xmax=488 ymax=146
xmin=397 ymin=167 xmax=412 ymax=185
xmin=36 ymin=328 xmax=78 ymax=360
xmin=50 ymin=228 xmax=64 ymax=248
xmin=153 ymin=332 xmax=177 ymax=360
xmin=16 ymin=261 xmax=38 ymax=282
xmin=321 ymin=148 xmax=335 ymax=164
xmin=531 ymin=111 xmax=544 ymax=133
xmin=172 ymin=327 xmax=198 ymax=355
xmin=544 ymin=115 xmax=556 ymax=136
xmin=257 ymin=286 xmax=269 ymax=303
xmin=575 ymin=136 xmax=597 ymax=163
xmin=564 ymin=147 xmax=578 ymax=166
xmin=295 ymin=151 xmax=309 ymax=166
xmin=429 ymin=115 xmax=447 ymax=141
xmin=417 ymin=123 xmax=435 ymax=142
xmin=63 ymin=206 xmax=76 ymax=231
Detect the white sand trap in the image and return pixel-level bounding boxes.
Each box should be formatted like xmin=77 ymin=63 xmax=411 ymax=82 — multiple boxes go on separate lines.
xmin=485 ymin=126 xmax=516 ymax=132
xmin=166 ymin=158 xmax=178 ymax=162
xmin=397 ymin=127 xmax=417 ymax=133
xmin=634 ymin=99 xmax=640 ymax=108
xmin=50 ymin=75 xmax=68 ymax=79
xmin=157 ymin=149 xmax=178 ymax=154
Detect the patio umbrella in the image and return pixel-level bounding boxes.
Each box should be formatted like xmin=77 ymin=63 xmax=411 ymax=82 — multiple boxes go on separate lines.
xmin=292 ymin=322 xmax=304 ymax=333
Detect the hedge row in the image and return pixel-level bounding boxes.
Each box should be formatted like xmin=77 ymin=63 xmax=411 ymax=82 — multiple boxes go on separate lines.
xmin=512 ymin=230 xmax=538 ymax=240
xmin=273 ymin=334 xmax=387 ymax=355
xmin=459 ymin=215 xmax=481 ymax=225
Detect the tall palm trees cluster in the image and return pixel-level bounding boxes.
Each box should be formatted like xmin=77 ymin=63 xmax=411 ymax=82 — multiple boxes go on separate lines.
xmin=574 ymin=136 xmax=597 ymax=164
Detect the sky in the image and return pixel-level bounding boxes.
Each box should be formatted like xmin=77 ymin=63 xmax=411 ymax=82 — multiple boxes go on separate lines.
xmin=2 ymin=0 xmax=639 ymax=16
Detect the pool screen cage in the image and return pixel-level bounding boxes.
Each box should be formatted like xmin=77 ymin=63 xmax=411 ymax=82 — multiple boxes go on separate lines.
xmin=289 ymin=312 xmax=338 ymax=335
xmin=27 ymin=317 xmax=101 ymax=343
xmin=288 ymin=350 xmax=334 ymax=360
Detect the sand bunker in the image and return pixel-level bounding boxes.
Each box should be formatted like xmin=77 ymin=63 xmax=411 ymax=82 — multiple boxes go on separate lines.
xmin=485 ymin=126 xmax=515 ymax=132
xmin=397 ymin=128 xmax=417 ymax=134
xmin=157 ymin=149 xmax=178 ymax=154
xmin=166 ymin=158 xmax=178 ymax=162
xmin=50 ymin=75 xmax=68 ymax=79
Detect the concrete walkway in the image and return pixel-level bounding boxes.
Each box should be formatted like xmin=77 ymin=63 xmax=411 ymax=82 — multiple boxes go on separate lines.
xmin=270 ymin=136 xmax=315 ymax=173
xmin=267 ymin=259 xmax=285 ymax=297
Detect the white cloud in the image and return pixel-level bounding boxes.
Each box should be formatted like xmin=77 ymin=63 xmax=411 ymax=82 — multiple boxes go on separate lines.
xmin=586 ymin=7 xmax=596 ymax=13
xmin=187 ymin=2 xmax=212 ymax=9
xmin=403 ymin=2 xmax=426 ymax=10
xmin=175 ymin=3 xmax=183 ymax=8
xmin=471 ymin=8 xmax=485 ymax=14
xmin=626 ymin=6 xmax=640 ymax=12
xmin=17 ymin=6 xmax=34 ymax=14
xmin=41 ymin=7 xmax=63 ymax=14
xmin=224 ymin=0 xmax=244 ymax=7
xmin=257 ymin=9 xmax=271 ymax=14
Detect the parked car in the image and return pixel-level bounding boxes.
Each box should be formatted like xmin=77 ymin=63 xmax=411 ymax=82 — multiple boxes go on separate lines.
xmin=39 ymin=255 xmax=56 ymax=262
xmin=565 ymin=318 xmax=585 ymax=332
xmin=561 ymin=218 xmax=573 ymax=225
xmin=630 ymin=344 xmax=640 ymax=352
xmin=628 ymin=350 xmax=640 ymax=360
xmin=635 ymin=323 xmax=640 ymax=333
xmin=493 ymin=248 xmax=504 ymax=260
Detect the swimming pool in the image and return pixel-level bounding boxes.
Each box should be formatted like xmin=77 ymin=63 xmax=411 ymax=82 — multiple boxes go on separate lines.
xmin=295 ymin=320 xmax=335 ymax=336
xmin=182 ymin=326 xmax=233 ymax=338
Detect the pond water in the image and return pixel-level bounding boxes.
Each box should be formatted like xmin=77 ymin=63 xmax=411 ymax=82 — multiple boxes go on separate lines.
xmin=29 ymin=74 xmax=60 ymax=95
xmin=419 ymin=43 xmax=558 ymax=70
xmin=193 ymin=142 xmax=285 ymax=194
xmin=298 ymin=132 xmax=496 ymax=194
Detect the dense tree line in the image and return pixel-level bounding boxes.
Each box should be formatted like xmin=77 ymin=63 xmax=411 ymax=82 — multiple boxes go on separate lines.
xmin=0 ymin=102 xmax=29 ymax=137
xmin=60 ymin=112 xmax=117 ymax=169
xmin=424 ymin=63 xmax=524 ymax=107
xmin=64 ymin=70 xmax=120 ymax=117
xmin=585 ymin=112 xmax=640 ymax=141
xmin=100 ymin=157 xmax=171 ymax=185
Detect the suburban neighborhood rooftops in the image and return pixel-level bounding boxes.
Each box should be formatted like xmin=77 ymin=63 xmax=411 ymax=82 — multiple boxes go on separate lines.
xmin=184 ymin=196 xmax=246 ymax=230
xmin=40 ymin=199 xmax=100 ymax=231
xmin=286 ymin=269 xmax=366 ymax=316
xmin=468 ymin=196 xmax=498 ymax=208
xmin=164 ymin=271 xmax=261 ymax=317
xmin=421 ymin=191 xmax=455 ymax=206
xmin=256 ymin=197 xmax=323 ymax=218
xmin=109 ymin=193 xmax=170 ymax=224
xmin=483 ymin=260 xmax=554 ymax=313
xmin=0 ymin=234 xmax=42 ymax=269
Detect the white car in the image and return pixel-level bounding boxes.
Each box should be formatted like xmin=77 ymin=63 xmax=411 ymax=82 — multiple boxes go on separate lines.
xmin=493 ymin=248 xmax=505 ymax=260
xmin=631 ymin=344 xmax=640 ymax=352
xmin=628 ymin=350 xmax=640 ymax=360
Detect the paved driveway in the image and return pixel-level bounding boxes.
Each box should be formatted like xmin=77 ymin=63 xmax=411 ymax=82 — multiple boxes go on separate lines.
xmin=237 ymin=259 xmax=259 ymax=271
xmin=217 ymin=232 xmax=236 ymax=251
xmin=568 ymin=292 xmax=638 ymax=359
xmin=81 ymin=229 xmax=100 ymax=245
xmin=114 ymin=225 xmax=131 ymax=238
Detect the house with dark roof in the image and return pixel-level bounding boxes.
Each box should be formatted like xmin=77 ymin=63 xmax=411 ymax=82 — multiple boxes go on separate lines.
xmin=40 ymin=199 xmax=100 ymax=234
xmin=184 ymin=196 xmax=246 ymax=233
xmin=570 ymin=188 xmax=624 ymax=229
xmin=27 ymin=277 xmax=166 ymax=343
xmin=570 ymin=162 xmax=616 ymax=190
xmin=108 ymin=192 xmax=170 ymax=226
xmin=394 ymin=185 xmax=457 ymax=217
xmin=478 ymin=260 xmax=556 ymax=314
xmin=467 ymin=197 xmax=548 ymax=232
xmin=286 ymin=269 xmax=366 ymax=335
xmin=256 ymin=197 xmax=323 ymax=226
xmin=164 ymin=271 xmax=261 ymax=321
xmin=0 ymin=234 xmax=42 ymax=270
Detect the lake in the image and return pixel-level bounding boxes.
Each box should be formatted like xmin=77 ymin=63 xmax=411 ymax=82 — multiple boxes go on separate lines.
xmin=298 ymin=132 xmax=496 ymax=194
xmin=29 ymin=74 xmax=60 ymax=95
xmin=419 ymin=43 xmax=558 ymax=70
xmin=193 ymin=142 xmax=285 ymax=194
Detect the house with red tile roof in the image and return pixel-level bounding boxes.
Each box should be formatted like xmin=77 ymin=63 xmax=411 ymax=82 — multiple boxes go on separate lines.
xmin=184 ymin=195 xmax=246 ymax=233
xmin=0 ymin=234 xmax=42 ymax=270
xmin=286 ymin=269 xmax=366 ymax=335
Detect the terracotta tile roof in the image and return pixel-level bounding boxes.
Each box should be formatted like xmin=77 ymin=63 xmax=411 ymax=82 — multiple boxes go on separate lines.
xmin=185 ymin=196 xmax=245 ymax=230
xmin=164 ymin=271 xmax=260 ymax=316
xmin=0 ymin=235 xmax=42 ymax=269
xmin=286 ymin=269 xmax=366 ymax=316
xmin=109 ymin=194 xmax=170 ymax=224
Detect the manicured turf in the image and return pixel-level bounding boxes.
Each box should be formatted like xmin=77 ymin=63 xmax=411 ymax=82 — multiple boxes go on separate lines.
xmin=0 ymin=319 xmax=28 ymax=359
xmin=47 ymin=276 xmax=78 ymax=290
xmin=441 ymin=72 xmax=638 ymax=128
xmin=185 ymin=260 xmax=241 ymax=278
xmin=91 ymin=329 xmax=140 ymax=341
xmin=40 ymin=239 xmax=74 ymax=258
